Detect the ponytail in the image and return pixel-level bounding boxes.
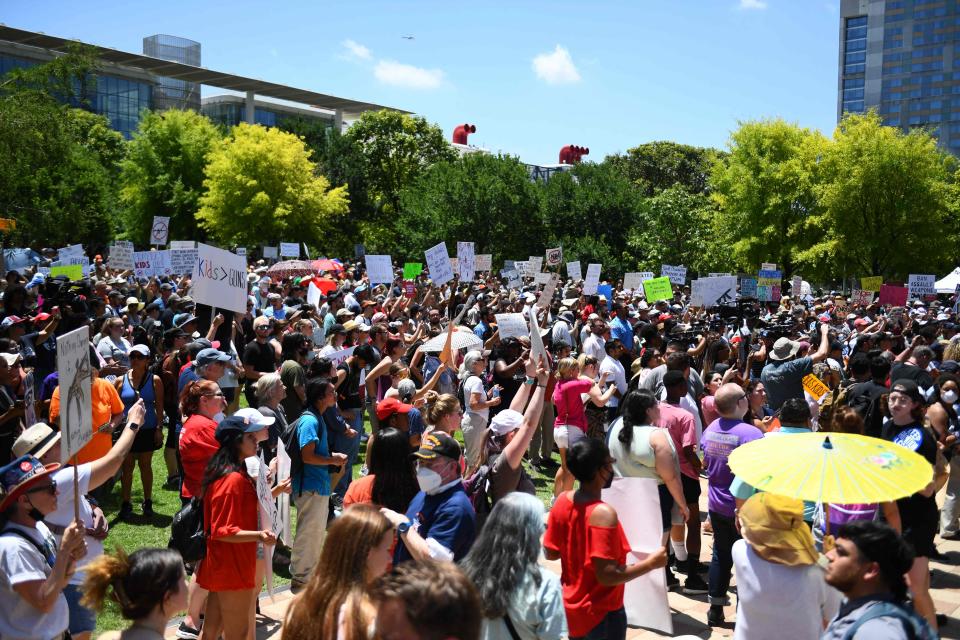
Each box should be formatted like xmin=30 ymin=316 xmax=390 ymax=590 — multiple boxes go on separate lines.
xmin=81 ymin=547 xmax=184 ymax=620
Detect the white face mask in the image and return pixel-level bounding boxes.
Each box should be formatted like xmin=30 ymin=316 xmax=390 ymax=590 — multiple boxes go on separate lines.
xmin=943 ymin=390 xmax=959 ymax=405
xmin=416 ymin=466 xmax=443 ymax=494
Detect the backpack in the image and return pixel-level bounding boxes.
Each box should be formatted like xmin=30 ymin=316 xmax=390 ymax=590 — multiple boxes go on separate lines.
xmin=168 ymin=497 xmax=206 ymax=563
xmin=280 ymin=409 xmax=311 ymax=496
xmin=841 ymin=601 xmax=937 ymax=640
xmin=463 ymin=463 xmax=493 ymax=528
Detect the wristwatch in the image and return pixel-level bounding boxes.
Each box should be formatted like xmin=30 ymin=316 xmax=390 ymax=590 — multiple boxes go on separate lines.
xmin=524 ymin=376 xmax=536 ymax=386
xmin=127 ymin=422 xmax=141 ymax=432
xmin=397 ymin=518 xmax=412 ymax=535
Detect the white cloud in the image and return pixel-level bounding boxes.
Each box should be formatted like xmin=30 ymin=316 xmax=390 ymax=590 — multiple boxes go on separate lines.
xmin=739 ymin=0 xmax=767 ymax=9
xmin=342 ymin=39 xmax=372 ymax=61
xmin=374 ymin=60 xmax=444 ymax=89
xmin=532 ymin=45 xmax=581 ymax=85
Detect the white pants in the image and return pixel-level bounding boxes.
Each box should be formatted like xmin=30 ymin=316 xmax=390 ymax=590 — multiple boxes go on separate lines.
xmin=461 ymin=413 xmax=488 ymax=471
xmin=290 ymin=491 xmax=329 ymax=585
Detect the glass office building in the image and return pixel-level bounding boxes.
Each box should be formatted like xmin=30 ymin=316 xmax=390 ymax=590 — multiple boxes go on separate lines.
xmin=201 ymin=95 xmax=335 ymax=129
xmin=142 ymin=35 xmax=200 ymax=111
xmin=839 ymin=0 xmax=960 ymax=152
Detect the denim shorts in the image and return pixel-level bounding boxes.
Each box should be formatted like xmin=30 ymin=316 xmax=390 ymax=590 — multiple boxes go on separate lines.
xmin=64 ymin=583 xmax=97 ymax=634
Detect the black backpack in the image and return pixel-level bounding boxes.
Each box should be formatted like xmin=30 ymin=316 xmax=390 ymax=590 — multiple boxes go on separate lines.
xmin=280 ymin=409 xmax=310 ymax=496
xmin=463 ymin=463 xmax=493 ymax=529
xmin=169 ymin=497 xmax=206 ymax=563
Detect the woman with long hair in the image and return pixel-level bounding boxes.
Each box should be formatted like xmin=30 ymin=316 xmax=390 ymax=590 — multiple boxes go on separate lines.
xmin=178 ymin=379 xmax=226 ymax=505
xmin=319 ymin=324 xmax=347 ymax=358
xmin=81 ymin=548 xmax=188 ymax=640
xmin=700 ymin=370 xmax=723 ymax=428
xmin=461 ymin=493 xmax=567 ymax=640
xmin=343 ymin=427 xmax=419 ymax=514
xmin=459 ymin=350 xmax=501 ymax=470
xmin=927 ymin=373 xmax=960 ymax=538
xmin=279 ymin=332 xmax=311 ymax=421
xmin=195 ymin=415 xmax=276 ymax=640
xmin=744 ymin=379 xmax=774 ymax=432
xmin=282 ymin=505 xmax=393 ymax=640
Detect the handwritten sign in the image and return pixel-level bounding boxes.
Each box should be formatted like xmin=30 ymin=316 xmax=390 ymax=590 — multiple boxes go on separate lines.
xmin=527 ymin=256 xmax=543 ymax=275
xmin=474 ymin=254 xmax=492 ymax=272
xmin=851 ymin=289 xmax=874 ymax=306
xmin=740 ymin=277 xmax=758 ymax=299
xmin=403 ymin=262 xmax=423 ymax=279
xmin=661 ymin=264 xmax=687 ymax=285
xmin=58 ymin=326 xmax=92 ymax=463
xmin=150 ymin=216 xmax=170 ymax=245
xmin=262 ymin=246 xmax=278 ymax=259
xmin=279 ymin=242 xmax=300 ymax=258
xmin=192 ymin=243 xmax=248 ymax=313
xmin=365 ymin=255 xmax=393 ymax=284
xmin=457 ymin=242 xmax=475 ymax=282
xmin=50 ymin=265 xmax=83 ymax=281
xmin=583 ymin=263 xmax=602 ymax=295
xmin=879 ymin=284 xmax=908 ymax=307
xmin=170 ymin=248 xmax=197 ymax=276
xmin=761 ymin=262 xmax=777 ymax=271
xmin=908 ymin=274 xmax=935 ymax=299
xmin=643 ymin=277 xmax=673 ymax=302
xmin=495 ymin=313 xmax=528 ymax=339
xmin=567 ymin=261 xmax=581 ymax=281
xmin=425 ymin=242 xmax=454 ymax=285
xmin=538 ymin=273 xmax=560 ymax=307
xmin=802 ymin=374 xmax=829 ymax=402
xmin=546 ymin=247 xmax=563 ymax=267
xmin=110 ymin=243 xmax=134 ymax=270
xmin=58 ymin=244 xmax=84 ymax=262
xmin=859 ymin=276 xmax=882 ymax=292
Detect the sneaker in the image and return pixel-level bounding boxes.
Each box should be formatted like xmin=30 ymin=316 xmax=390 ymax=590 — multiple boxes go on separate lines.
xmin=176 ymin=621 xmax=201 ymax=640
xmin=682 ymin=573 xmax=709 ymax=595
xmin=118 ymin=501 xmax=134 ymax=521
xmin=142 ymin=499 xmax=154 ymax=517
xmin=707 ymin=605 xmax=725 ymax=627
xmin=672 ymin=557 xmax=687 ymax=574
xmin=665 ymin=567 xmax=680 ymax=591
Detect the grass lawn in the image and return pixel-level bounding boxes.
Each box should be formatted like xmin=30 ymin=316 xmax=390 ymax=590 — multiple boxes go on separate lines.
xmin=91 ymin=412 xmax=559 ymax=636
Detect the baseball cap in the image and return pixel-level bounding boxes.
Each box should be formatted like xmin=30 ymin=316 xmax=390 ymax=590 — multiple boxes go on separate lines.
xmin=195 ymin=348 xmax=231 ymax=366
xmin=194 ymin=338 xmax=222 ymax=350
xmin=174 ymin=313 xmax=198 ymax=328
xmin=489 ymin=409 xmax=524 ymax=436
xmin=215 ymin=415 xmax=267 ymax=443
xmin=376 ymin=397 xmax=414 ymax=421
xmin=413 ymin=432 xmax=462 ymax=461
xmin=0 ymin=353 xmax=21 ymax=367
xmin=0 ymin=316 xmax=25 ymax=329
xmin=233 ymin=407 xmax=276 ymax=427
xmin=129 ymin=344 xmax=151 ymax=357
xmin=890 ymin=379 xmax=925 ymax=403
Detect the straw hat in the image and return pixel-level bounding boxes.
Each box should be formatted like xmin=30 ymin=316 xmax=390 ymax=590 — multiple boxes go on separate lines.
xmin=738 ymin=493 xmax=819 ymax=567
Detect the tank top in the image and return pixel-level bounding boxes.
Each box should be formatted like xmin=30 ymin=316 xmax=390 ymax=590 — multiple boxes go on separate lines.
xmin=120 ymin=372 xmax=158 ymax=429
xmin=607 ymin=418 xmax=676 ymax=483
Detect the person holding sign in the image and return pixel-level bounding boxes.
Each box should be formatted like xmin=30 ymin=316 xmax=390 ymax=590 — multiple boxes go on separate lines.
xmin=760 ymin=323 xmax=831 ymax=412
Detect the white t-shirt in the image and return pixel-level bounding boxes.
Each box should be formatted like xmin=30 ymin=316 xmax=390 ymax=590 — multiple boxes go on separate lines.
xmin=463 ymin=375 xmax=489 ymax=421
xmin=732 ymin=539 xmax=840 ymax=640
xmin=583 ymin=333 xmax=606 ymax=363
xmin=0 ymin=521 xmax=69 ymax=640
xmin=47 ymin=464 xmax=102 ymax=585
xmin=598 ymin=355 xmax=627 ymax=408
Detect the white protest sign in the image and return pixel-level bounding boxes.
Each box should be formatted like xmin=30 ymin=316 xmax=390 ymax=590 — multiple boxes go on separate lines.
xmin=425 ymin=242 xmax=454 ymax=285
xmin=150 ymin=216 xmax=170 ymax=245
xmin=708 ymin=272 xmax=732 ymax=277
xmin=908 ymin=274 xmax=935 ymax=299
xmin=325 ymin=345 xmax=356 ymax=368
xmin=192 ymin=243 xmax=248 ymax=313
xmin=235 ymin=247 xmax=246 ymax=257
xmin=23 ymin=372 xmax=36 ymax=429
xmin=623 ymin=273 xmax=644 ymax=293
xmin=534 ymin=272 xmax=553 ymax=285
xmin=132 ymin=251 xmax=157 ymax=278
xmin=567 ymin=261 xmax=581 ymax=281
xmin=247 ymin=454 xmax=277 ymax=596
xmin=109 ymin=242 xmax=134 ymax=270
xmin=637 ymin=271 xmax=655 ymax=281
xmin=538 ymin=273 xmax=560 ymax=307
xmin=661 ymin=264 xmax=687 ymax=285
xmin=513 ymin=261 xmax=527 ymax=277
xmin=690 ymin=276 xmax=738 ymax=308
xmin=449 ymin=257 xmax=459 ymax=274
xmin=276 ymin=439 xmax=292 ymax=546
xmin=457 ymin=242 xmax=475 ymax=282
xmin=527 ymin=306 xmax=549 ymax=367
xmin=262 ymin=246 xmax=279 ymax=259
xmin=761 ymin=262 xmax=777 ymax=271
xmin=495 ymin=313 xmax=528 ymax=339
xmin=365 ymin=255 xmax=394 ymax=284
xmin=474 ymin=254 xmax=492 ymax=272
xmin=170 ymin=240 xmax=195 ymax=250
xmin=58 ymin=244 xmax=84 ymax=262
xmin=57 ymin=326 xmax=92 ymax=463
xmin=280 ymin=242 xmax=300 ymax=258
xmin=527 ymin=256 xmax=544 ymax=275
xmin=170 ymin=248 xmax=197 ymax=276
xmin=152 ymin=250 xmax=173 ymax=277
xmin=583 ymin=263 xmax=602 ymax=295
xmin=545 ymin=247 xmax=562 ymax=267
xmin=307 ymin=281 xmax=322 ymax=308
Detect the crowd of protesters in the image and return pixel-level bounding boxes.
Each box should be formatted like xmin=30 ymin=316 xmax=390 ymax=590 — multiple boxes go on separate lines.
xmin=0 ymin=250 xmax=957 ymax=639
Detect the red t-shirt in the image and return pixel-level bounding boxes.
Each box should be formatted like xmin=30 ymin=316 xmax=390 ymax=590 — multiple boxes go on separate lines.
xmin=179 ymin=414 xmax=219 ymax=499
xmin=197 ymin=471 xmax=258 ymax=592
xmin=343 ymin=474 xmax=376 ymax=508
xmin=543 ymin=492 xmax=629 ymax=637
xmin=552 ymin=378 xmax=593 ymax=430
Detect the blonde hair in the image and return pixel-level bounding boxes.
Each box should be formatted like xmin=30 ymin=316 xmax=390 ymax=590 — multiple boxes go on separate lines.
xmin=555 ymin=357 xmax=579 ymax=380
xmin=423 ymin=391 xmax=460 ymax=425
xmin=81 ymin=547 xmax=183 ymax=620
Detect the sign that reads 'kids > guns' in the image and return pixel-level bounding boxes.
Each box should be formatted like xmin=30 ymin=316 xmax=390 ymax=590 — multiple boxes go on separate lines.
xmin=192 ymin=243 xmax=248 ymax=313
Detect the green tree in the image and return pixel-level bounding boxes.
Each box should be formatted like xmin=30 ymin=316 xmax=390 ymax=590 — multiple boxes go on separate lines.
xmin=610 ymin=141 xmax=721 ymax=196
xmin=397 ymin=153 xmax=542 ymax=262
xmin=196 ymin=123 xmax=349 ymax=248
xmin=119 ymin=109 xmax=222 ymax=244
xmin=798 ymin=111 xmax=959 ymax=280
xmin=626 ymin=184 xmax=718 ymax=274
xmin=709 ymin=119 xmax=824 ymax=275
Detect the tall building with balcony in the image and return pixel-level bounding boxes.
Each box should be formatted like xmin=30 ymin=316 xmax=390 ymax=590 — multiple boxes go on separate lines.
xmin=142 ymin=34 xmax=200 ymax=111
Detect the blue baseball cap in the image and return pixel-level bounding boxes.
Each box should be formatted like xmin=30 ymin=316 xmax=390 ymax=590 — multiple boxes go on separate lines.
xmin=215 ymin=415 xmax=268 ymax=443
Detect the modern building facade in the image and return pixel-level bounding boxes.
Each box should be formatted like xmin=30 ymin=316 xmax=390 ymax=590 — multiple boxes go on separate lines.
xmin=201 ymin=95 xmax=335 ymax=129
xmin=838 ymin=0 xmax=960 ymax=152
xmin=0 ymin=25 xmax=405 ymax=138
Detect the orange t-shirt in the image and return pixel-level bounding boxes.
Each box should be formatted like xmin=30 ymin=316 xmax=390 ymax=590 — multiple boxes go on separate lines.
xmin=343 ymin=474 xmax=376 ymax=508
xmin=49 ymin=378 xmax=125 ymax=464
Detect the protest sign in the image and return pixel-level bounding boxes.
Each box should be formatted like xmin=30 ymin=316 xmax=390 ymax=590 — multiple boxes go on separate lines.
xmin=583 ymin=263 xmax=602 ymax=295
xmin=449 ymin=257 xmax=459 ymax=274
xmin=512 ymin=261 xmax=527 ymax=277
xmin=567 ymin=261 xmax=581 ymax=281
xmin=235 ymin=247 xmax=246 ymax=257
xmin=661 ymin=264 xmax=687 ymax=285
xmin=150 ymin=216 xmax=170 ymax=245
xmin=690 ymin=276 xmax=737 ymax=308
xmin=170 ymin=247 xmax=197 ymax=276
xmin=527 ymin=256 xmax=544 ymax=275
xmin=262 ymin=246 xmax=278 ymax=259
xmin=306 ymin=281 xmax=323 ymax=308
xmin=192 ymin=243 xmax=248 ymax=313
xmin=365 ymin=255 xmax=394 ymax=284
xmin=622 ymin=273 xmax=644 ymax=293
xmin=57 ymin=326 xmax=92 ymax=464
xmin=859 ymin=276 xmax=882 ymax=292
xmin=153 ymin=250 xmax=172 ymax=277
xmin=495 ymin=313 xmax=527 ymax=339
xmin=276 ymin=440 xmax=292 ymax=545
xmin=761 ymin=262 xmax=777 ymax=271
xmin=58 ymin=244 xmax=84 ymax=262
xmin=740 ymin=277 xmax=758 ymax=299
xmin=23 ymin=372 xmax=35 ymax=430
xmin=280 ymin=242 xmax=300 ymax=258
xmin=528 ymin=307 xmax=549 ymax=367
xmin=791 ymin=275 xmax=802 ymax=294
xmin=851 ymin=289 xmax=874 ymax=306
xmin=403 ymin=263 xmax=423 ymax=279
xmin=879 ymin=284 xmax=908 ymax=307
xmin=708 ymin=272 xmax=732 ymax=277
xmin=170 ymin=240 xmax=194 ymax=250
xmin=325 ymin=345 xmax=356 ymax=368
xmin=425 ymin=242 xmax=454 ymax=285
xmin=538 ymin=273 xmax=560 ymax=307
xmin=132 ymin=251 xmax=156 ymax=278
xmin=802 ymin=374 xmax=829 ymax=402
xmin=109 ymin=243 xmax=134 ymax=270
xmin=474 ymin=254 xmax=492 ymax=272
xmin=908 ymin=274 xmax=936 ymax=299
xmin=404 ymin=281 xmax=416 ymax=298
xmin=545 ymin=247 xmax=562 ymax=267
xmin=50 ymin=265 xmax=83 ymax=281
xmin=643 ymin=277 xmax=673 ymax=302
xmin=757 ymin=269 xmax=782 ymax=302
xmin=533 ymin=272 xmax=552 ymax=285
xmin=457 ymin=242 xmax=475 ymax=282
xmin=637 ymin=271 xmax=655 ymax=281
xmin=501 ymin=269 xmax=522 ymax=289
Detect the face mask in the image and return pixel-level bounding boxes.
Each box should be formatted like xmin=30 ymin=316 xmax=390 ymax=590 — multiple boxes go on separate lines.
xmin=416 ymin=466 xmax=443 ymax=494
xmin=943 ymin=390 xmax=959 ymax=405
xmin=213 ymin=412 xmax=225 ymax=424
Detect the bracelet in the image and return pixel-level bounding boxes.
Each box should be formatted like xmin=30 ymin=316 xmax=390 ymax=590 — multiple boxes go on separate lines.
xmin=537 ymin=384 xmax=547 ymax=389
xmin=523 ymin=377 xmax=536 ymax=386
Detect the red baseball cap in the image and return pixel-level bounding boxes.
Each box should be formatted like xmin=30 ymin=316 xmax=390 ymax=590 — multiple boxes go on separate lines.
xmin=376 ymin=397 xmax=414 ymax=421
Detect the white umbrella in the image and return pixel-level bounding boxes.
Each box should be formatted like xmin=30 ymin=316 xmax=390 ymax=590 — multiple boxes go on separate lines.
xmin=420 ymin=326 xmax=484 ymax=353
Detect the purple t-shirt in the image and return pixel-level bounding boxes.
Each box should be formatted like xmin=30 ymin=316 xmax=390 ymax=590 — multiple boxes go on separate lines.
xmin=700 ymin=417 xmax=763 ymax=518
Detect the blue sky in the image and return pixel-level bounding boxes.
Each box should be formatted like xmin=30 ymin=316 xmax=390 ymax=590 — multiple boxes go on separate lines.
xmin=4 ymin=0 xmax=841 ymax=165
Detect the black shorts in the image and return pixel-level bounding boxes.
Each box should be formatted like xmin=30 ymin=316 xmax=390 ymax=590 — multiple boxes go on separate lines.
xmin=657 ymin=483 xmax=673 ymax=532
xmin=131 ymin=427 xmax=163 ymax=454
xmin=903 ymin=520 xmax=938 ymax=558
xmin=681 ymin=474 xmax=702 ymax=504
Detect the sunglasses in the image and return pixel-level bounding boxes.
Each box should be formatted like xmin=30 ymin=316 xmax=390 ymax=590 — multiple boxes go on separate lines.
xmin=202 ymin=392 xmax=225 ymax=398
xmin=27 ymin=478 xmax=57 ymax=495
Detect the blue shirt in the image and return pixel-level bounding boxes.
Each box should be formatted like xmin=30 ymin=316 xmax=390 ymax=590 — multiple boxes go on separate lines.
xmin=610 ymin=316 xmax=634 ymax=352
xmin=295 ymin=409 xmax=331 ymax=495
xmin=395 ymin=482 xmax=476 ymax=564
xmin=264 ymin=305 xmax=289 ymax=321
xmin=760 ymin=356 xmax=813 ymax=411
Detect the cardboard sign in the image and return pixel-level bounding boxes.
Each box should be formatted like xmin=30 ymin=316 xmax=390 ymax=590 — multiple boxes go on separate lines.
xmin=365 ymin=254 xmax=393 ymax=285
xmin=57 ymin=326 xmax=92 ymax=463
xmin=403 ymin=262 xmax=423 ymax=279
xmin=567 ymin=261 xmax=581 ymax=281
xmin=546 ymin=247 xmax=562 ymax=266
xmin=643 ymin=277 xmax=673 ymax=302
xmin=495 ymin=313 xmax=528 ymax=339
xmin=132 ymin=251 xmax=155 ymax=278
xmin=527 ymin=256 xmax=544 ymax=275
xmin=661 ymin=264 xmax=687 ymax=285
xmin=908 ymin=274 xmax=936 ymax=299
xmin=50 ymin=265 xmax=83 ymax=281
xmin=192 ymin=243 xmax=248 ymax=313
xmin=879 ymin=284 xmax=908 ymax=307
xmin=538 ymin=273 xmax=560 ymax=307
xmin=150 ymin=216 xmax=170 ymax=245
xmin=860 ymin=276 xmax=883 ymax=292
xmin=280 ymin=242 xmax=300 ymax=258
xmin=425 ymin=242 xmax=454 ymax=285
xmin=851 ymin=289 xmax=874 ymax=306
xmin=109 ymin=243 xmax=134 ymax=270
xmin=622 ymin=273 xmax=644 ymax=293
xmin=474 ymin=254 xmax=492 ymax=272
xmin=802 ymin=374 xmax=829 ymax=402
xmin=262 ymin=246 xmax=278 ymax=259
xmin=583 ymin=263 xmax=602 ymax=295
xmin=457 ymin=242 xmax=475 ymax=282
xmin=690 ymin=276 xmax=738 ymax=308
